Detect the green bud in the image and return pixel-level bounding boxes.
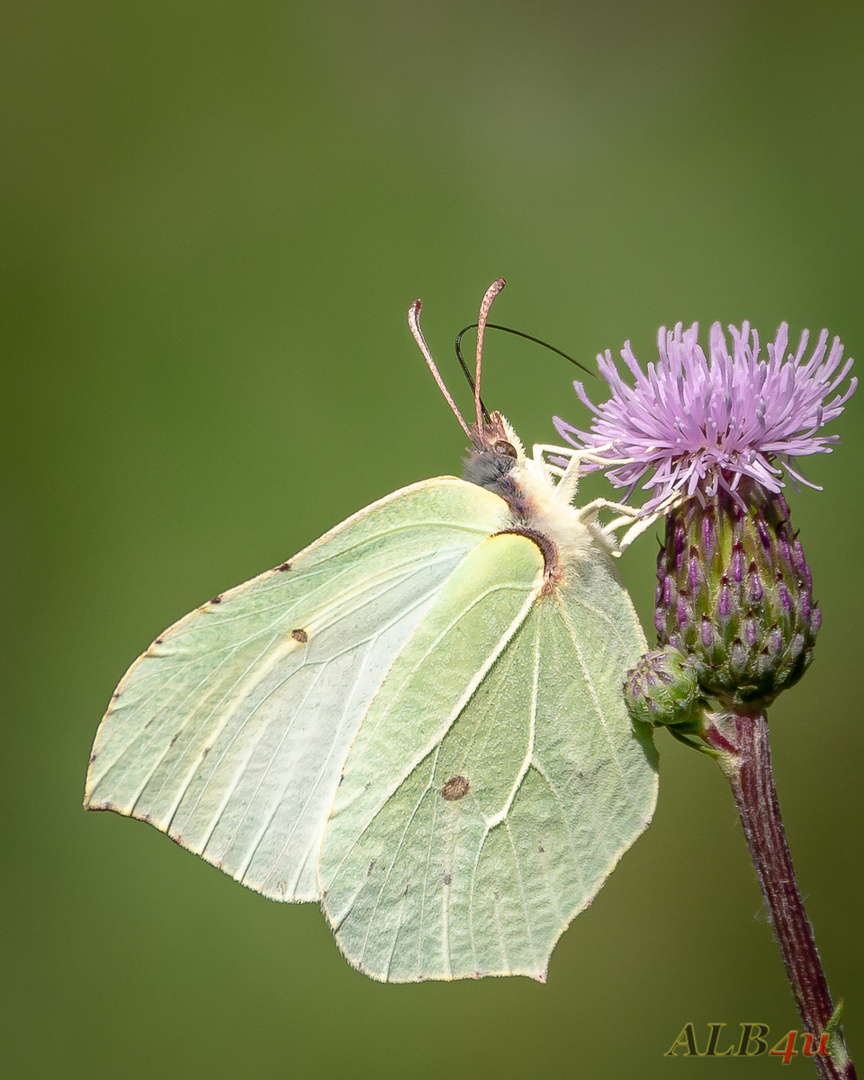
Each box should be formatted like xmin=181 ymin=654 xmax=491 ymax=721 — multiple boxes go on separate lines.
xmin=625 ymin=646 xmax=705 ymax=732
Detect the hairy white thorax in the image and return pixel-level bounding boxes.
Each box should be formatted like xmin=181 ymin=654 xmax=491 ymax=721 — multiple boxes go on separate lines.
xmin=462 ymin=412 xmax=603 ymax=579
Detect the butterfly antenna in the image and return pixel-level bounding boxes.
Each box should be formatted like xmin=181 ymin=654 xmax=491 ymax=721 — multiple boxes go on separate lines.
xmin=454 ymin=326 xmax=491 ymax=424
xmin=475 ymin=278 xmax=506 ymax=430
xmin=408 ymin=299 xmax=472 ymax=439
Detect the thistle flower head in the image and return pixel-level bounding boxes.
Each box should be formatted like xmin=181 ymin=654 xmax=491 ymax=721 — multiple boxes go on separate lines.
xmin=564 ymin=320 xmax=857 ymax=719
xmin=555 ymin=322 xmax=856 ymax=511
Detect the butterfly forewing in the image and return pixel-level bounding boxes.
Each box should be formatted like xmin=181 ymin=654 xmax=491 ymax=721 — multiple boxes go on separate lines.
xmin=85 ymin=479 xmax=508 ymax=901
xmin=319 ymin=535 xmax=657 ymax=981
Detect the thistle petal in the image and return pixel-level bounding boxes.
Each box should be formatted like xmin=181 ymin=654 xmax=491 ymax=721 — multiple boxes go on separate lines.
xmin=559 ymin=321 xmax=855 ymax=510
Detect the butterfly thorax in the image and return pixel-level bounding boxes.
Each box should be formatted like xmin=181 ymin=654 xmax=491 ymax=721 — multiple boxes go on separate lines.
xmin=463 ymin=411 xmax=596 ymax=578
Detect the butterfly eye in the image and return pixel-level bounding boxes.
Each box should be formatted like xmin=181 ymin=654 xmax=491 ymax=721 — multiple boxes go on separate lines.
xmin=493 ymin=440 xmax=517 ymax=458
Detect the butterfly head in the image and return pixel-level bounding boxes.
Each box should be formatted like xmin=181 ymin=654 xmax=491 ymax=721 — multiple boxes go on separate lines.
xmin=463 ymin=411 xmax=527 ymax=491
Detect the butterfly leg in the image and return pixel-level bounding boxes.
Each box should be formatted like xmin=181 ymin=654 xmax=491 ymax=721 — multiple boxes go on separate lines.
xmin=578 ymin=492 xmax=683 ymax=553
xmin=532 ymin=441 xmax=636 ymax=477
xmin=573 ymin=497 xmax=641 ymax=556
xmin=530 ymin=443 xmax=682 ymax=555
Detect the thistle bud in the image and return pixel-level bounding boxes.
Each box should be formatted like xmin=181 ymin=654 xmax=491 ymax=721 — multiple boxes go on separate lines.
xmin=625 ymin=645 xmax=704 ymax=731
xmin=654 ymin=482 xmax=820 ymax=709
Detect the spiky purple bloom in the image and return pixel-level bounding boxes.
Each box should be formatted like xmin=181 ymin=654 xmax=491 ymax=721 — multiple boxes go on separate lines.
xmin=554 ymin=321 xmax=856 ymax=511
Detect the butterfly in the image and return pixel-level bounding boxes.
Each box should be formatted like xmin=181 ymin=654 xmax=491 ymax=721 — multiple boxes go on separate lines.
xmin=85 ymin=279 xmax=658 ymax=983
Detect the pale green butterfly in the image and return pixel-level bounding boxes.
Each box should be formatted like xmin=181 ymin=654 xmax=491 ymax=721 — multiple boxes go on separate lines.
xmin=85 ymin=279 xmax=658 ymax=983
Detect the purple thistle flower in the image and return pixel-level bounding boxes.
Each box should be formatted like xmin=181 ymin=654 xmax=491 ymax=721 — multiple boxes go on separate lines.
xmin=554 ymin=321 xmax=856 ymax=511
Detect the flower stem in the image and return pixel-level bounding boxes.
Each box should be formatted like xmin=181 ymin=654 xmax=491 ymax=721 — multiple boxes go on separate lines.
xmin=704 ymin=710 xmax=855 ymax=1080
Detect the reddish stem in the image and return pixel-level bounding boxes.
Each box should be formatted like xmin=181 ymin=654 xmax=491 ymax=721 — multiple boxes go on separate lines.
xmin=705 ymin=710 xmax=855 ymax=1080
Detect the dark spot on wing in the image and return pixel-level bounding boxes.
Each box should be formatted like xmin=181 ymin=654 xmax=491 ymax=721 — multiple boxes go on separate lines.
xmin=404 ymin=884 xmax=410 ymax=897
xmin=111 ymin=690 xmax=121 ymax=701
xmin=441 ymin=776 xmax=470 ymax=801
xmin=291 ymin=628 xmax=308 ymax=643
xmin=209 ymin=594 xmax=223 ymax=604
xmin=538 ymin=843 xmax=545 ymax=853
xmin=443 ymin=873 xmax=452 ymax=886
xmin=367 ymin=860 xmax=376 ymax=876
xmin=89 ymin=752 xmax=97 ymax=765
xmin=276 ymin=561 xmax=292 ymax=572
xmin=154 ymin=637 xmax=164 ymax=645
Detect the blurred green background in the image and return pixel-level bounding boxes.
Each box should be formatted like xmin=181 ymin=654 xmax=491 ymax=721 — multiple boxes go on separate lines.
xmin=3 ymin=2 xmax=863 ymax=1077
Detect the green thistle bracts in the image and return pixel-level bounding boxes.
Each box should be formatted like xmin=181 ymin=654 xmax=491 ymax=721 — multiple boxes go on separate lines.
xmin=625 ymin=645 xmax=704 ymax=732
xmin=653 ymin=481 xmax=820 ymax=710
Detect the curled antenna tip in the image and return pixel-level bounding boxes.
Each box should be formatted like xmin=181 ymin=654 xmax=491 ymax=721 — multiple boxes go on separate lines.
xmin=407 ymin=292 xmax=471 ymax=438
xmin=474 ymin=279 xmax=507 ymax=429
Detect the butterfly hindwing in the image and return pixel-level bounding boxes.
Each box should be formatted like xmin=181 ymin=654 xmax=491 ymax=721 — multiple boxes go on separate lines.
xmin=319 ymin=534 xmax=657 ymax=982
